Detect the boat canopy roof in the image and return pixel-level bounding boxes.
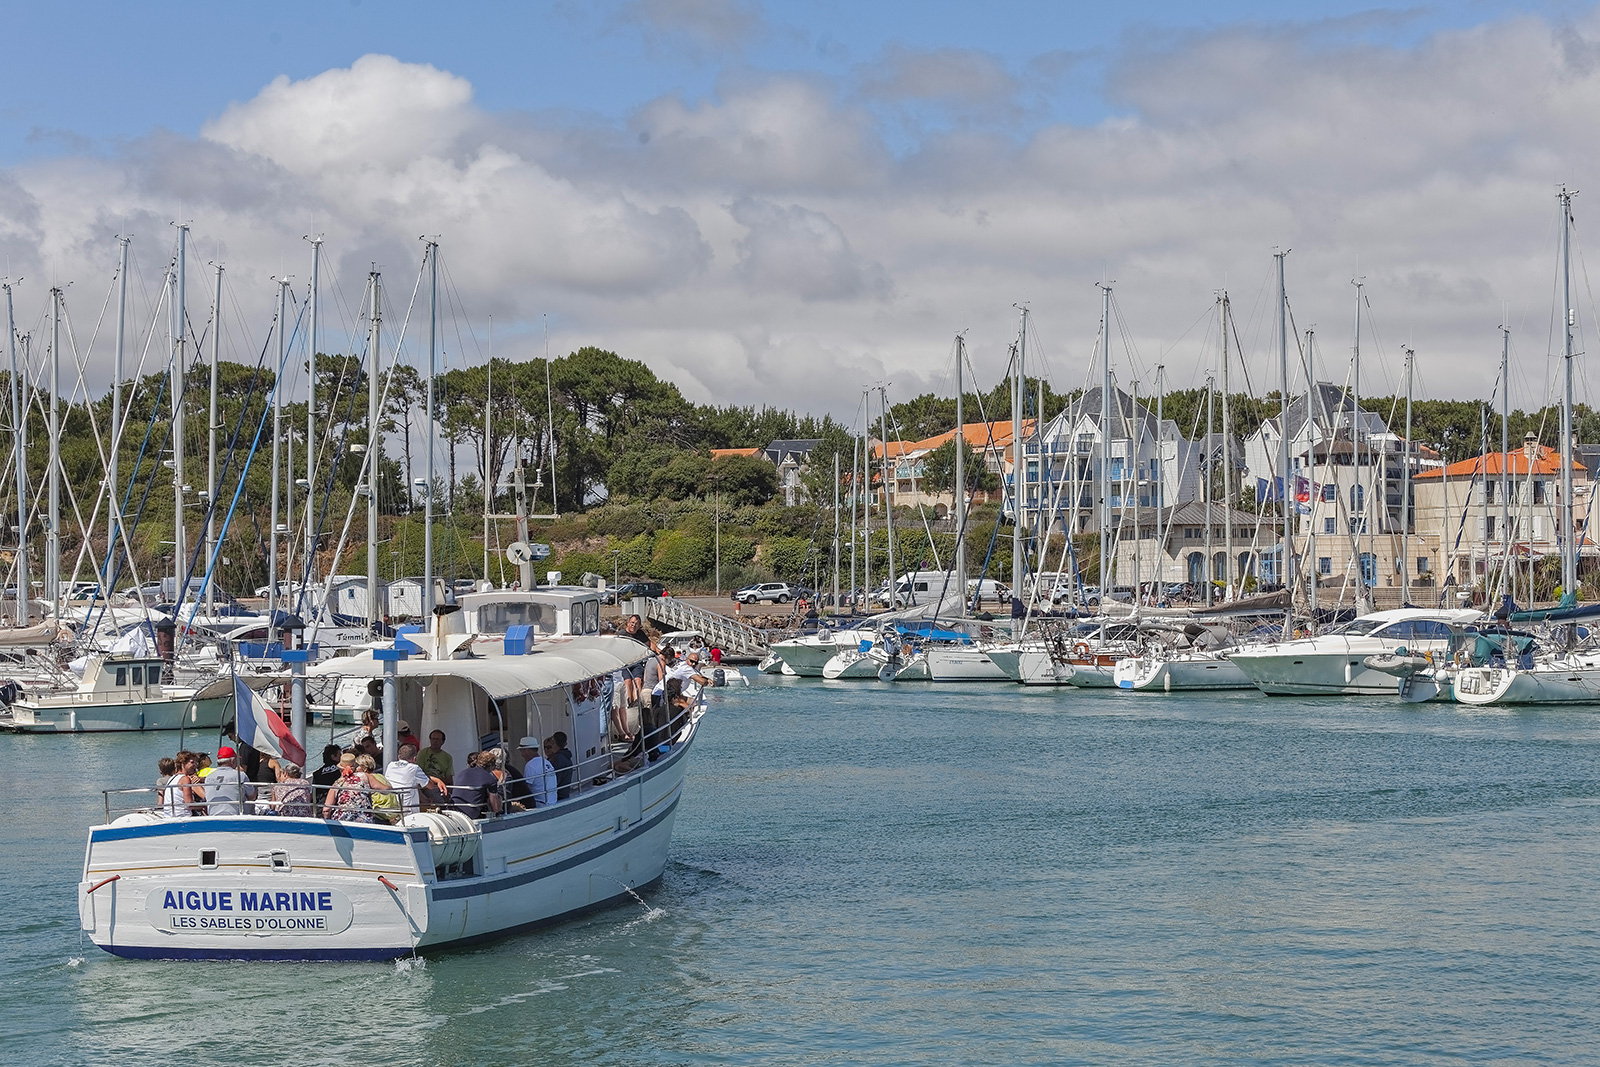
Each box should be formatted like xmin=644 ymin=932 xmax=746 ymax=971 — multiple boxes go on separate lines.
xmin=209 ymin=636 xmax=649 ymax=701
xmin=303 ymin=640 xmax=648 ymax=700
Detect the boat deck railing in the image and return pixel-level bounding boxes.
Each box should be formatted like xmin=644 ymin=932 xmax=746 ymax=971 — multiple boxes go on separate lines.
xmin=98 ymin=706 xmax=702 ymax=827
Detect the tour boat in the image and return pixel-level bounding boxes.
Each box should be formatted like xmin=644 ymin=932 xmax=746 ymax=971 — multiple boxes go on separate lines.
xmin=76 ymin=630 xmax=696 ymax=959
xmin=0 ymin=652 xmax=228 ymax=733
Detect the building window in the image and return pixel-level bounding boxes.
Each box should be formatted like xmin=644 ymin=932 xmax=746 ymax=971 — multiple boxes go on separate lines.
xmin=1350 ymin=484 xmax=1365 ymax=512
xmin=1322 ymin=483 xmax=1336 ymax=502
xmin=1348 ymin=518 xmax=1367 ymax=534
xmin=1323 ymin=518 xmax=1336 ymax=534
xmin=1359 ymin=553 xmax=1377 ymax=587
xmin=1318 ymin=556 xmax=1332 ymax=575
xmin=1486 ymin=515 xmax=1497 ymax=538
xmin=1418 ymin=556 xmax=1430 ymax=573
xmin=1485 ymin=480 xmax=1496 ymax=505
xmin=1534 ymin=480 xmax=1546 ymax=505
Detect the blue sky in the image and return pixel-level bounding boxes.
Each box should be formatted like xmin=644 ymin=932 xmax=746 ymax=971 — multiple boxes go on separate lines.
xmin=4 ymin=1 xmax=1568 ymax=162
xmin=1 ymin=1 xmax=1597 ymax=416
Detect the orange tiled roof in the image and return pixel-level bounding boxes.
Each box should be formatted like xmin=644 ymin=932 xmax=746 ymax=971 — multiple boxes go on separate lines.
xmin=875 ymin=420 xmax=1035 ymax=458
xmin=1413 ymin=444 xmax=1583 ymax=480
xmin=710 ymin=447 xmax=761 ymax=460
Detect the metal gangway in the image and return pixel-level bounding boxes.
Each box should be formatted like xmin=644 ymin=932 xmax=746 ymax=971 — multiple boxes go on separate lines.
xmin=632 ymin=596 xmax=769 ymax=662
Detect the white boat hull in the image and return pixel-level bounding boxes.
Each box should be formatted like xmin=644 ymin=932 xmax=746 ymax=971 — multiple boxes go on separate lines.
xmin=1113 ymin=654 xmax=1253 ymax=691
xmin=1453 ymin=662 xmax=1600 ymax=705
xmin=771 ymin=633 xmax=860 ymax=677
xmin=924 ymin=648 xmax=1008 ymax=682
xmin=2 ymin=694 xmax=228 ymax=733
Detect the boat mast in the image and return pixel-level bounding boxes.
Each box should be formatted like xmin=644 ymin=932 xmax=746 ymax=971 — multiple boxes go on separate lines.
xmin=954 ymin=333 xmax=966 ymax=615
xmin=1402 ymin=347 xmax=1414 ymax=605
xmin=1098 ymin=284 xmax=1112 ymax=607
xmin=1130 ymin=378 xmax=1141 ymax=606
xmin=171 ymin=224 xmax=187 ymax=612
xmin=482 ymin=317 xmax=492 ymax=583
xmin=424 ymin=239 xmax=438 ymax=618
xmin=832 ymin=448 xmax=840 ymax=616
xmin=366 ymin=269 xmax=381 ymax=628
xmin=306 ymin=235 xmax=321 ymax=596
xmin=849 ymin=401 xmax=859 ymax=609
xmin=1012 ymin=305 xmax=1027 ymax=600
xmin=270 ymin=276 xmax=288 ymax=617
xmin=1220 ymin=291 xmax=1233 ymax=601
xmin=1305 ymin=330 xmax=1317 ymax=617
xmin=1500 ymin=324 xmax=1511 ymax=601
xmin=862 ymin=391 xmax=870 ymax=608
xmin=1205 ymin=371 xmax=1214 ymax=607
xmin=1275 ymin=251 xmax=1292 ymax=606
xmin=1560 ymin=187 xmax=1578 ymax=599
xmin=46 ymin=286 xmax=60 ymax=611
xmin=880 ymin=385 xmax=895 ymax=603
xmin=4 ymin=282 xmax=23 ymax=624
xmin=110 ymin=237 xmax=128 ymax=600
xmin=1480 ymin=402 xmax=1489 ymax=600
xmin=206 ymin=262 xmax=221 ymax=616
xmin=1351 ymin=278 xmax=1369 ymax=612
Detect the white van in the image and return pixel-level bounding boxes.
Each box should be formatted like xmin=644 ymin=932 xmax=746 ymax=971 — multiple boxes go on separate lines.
xmin=888 ymin=571 xmax=1011 ymax=608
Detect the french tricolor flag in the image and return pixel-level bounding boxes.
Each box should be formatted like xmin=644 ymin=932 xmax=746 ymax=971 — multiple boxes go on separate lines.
xmin=233 ymin=674 xmax=305 ymax=767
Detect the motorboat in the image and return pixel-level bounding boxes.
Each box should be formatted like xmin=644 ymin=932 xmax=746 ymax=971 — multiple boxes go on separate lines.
xmin=75 ymin=616 xmax=698 ymax=959
xmin=0 ymin=651 xmax=228 ymax=733
xmin=1227 ymin=608 xmax=1482 ymax=696
xmin=769 ymin=625 xmax=871 ymax=677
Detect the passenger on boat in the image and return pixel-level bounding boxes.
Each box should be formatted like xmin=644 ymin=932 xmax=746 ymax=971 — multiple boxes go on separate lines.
xmin=621 ymin=615 xmax=651 ymax=708
xmin=310 ymin=744 xmax=344 ymax=807
xmin=322 ymin=752 xmax=374 ymax=823
xmin=267 ymin=762 xmax=315 ymax=817
xmin=161 ymin=752 xmax=203 ymax=818
xmin=545 ymin=734 xmax=574 ymax=800
xmin=416 ymin=729 xmax=453 ymax=785
xmin=358 ymin=755 xmax=400 ymax=823
xmin=196 ymin=752 xmax=214 ymax=779
xmin=397 ymin=720 xmax=421 ymax=752
xmin=385 ymin=745 xmax=445 ymax=815
xmin=154 ymin=756 xmax=176 ymax=797
xmin=204 ymin=746 xmax=255 ymax=816
xmin=357 ymin=733 xmax=384 ymax=766
xmin=450 ymin=751 xmax=502 ymax=819
xmin=511 ymin=737 xmax=557 ymax=807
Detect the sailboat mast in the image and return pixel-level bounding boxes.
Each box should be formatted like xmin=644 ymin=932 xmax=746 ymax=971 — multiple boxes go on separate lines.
xmin=1402 ymin=348 xmax=1414 ymax=605
xmin=1560 ymin=187 xmax=1578 ymax=597
xmin=1012 ymin=306 xmax=1027 ymax=599
xmin=1306 ymin=330 xmax=1317 ymax=616
xmin=1500 ymin=325 xmax=1510 ymax=599
xmin=4 ymin=283 xmax=23 ymax=624
xmin=110 ymin=237 xmax=129 ymax=597
xmin=849 ymin=402 xmax=859 ymax=608
xmin=832 ymin=449 xmax=840 ymax=615
xmin=880 ymin=386 xmax=895 ymax=601
xmin=862 ymin=392 xmax=870 ymax=606
xmin=483 ymin=317 xmax=492 ymax=583
xmin=207 ymin=263 xmax=221 ymax=616
xmin=1099 ymin=284 xmax=1112 ymax=603
xmin=306 ymin=236 xmax=321 ymax=593
xmin=1480 ymin=402 xmax=1489 ymax=594
xmin=171 ymin=224 xmax=187 ymax=610
xmin=1220 ymin=292 xmax=1233 ymax=600
xmin=270 ymin=277 xmax=288 ymax=617
xmin=1131 ymin=378 xmax=1141 ymax=605
xmin=954 ymin=334 xmax=966 ymax=614
xmin=424 ymin=239 xmax=438 ymax=618
xmin=366 ymin=270 xmax=381 ymax=627
xmin=1276 ymin=251 xmax=1292 ymax=602
xmin=1352 ymin=278 xmax=1367 ymax=607
xmin=47 ymin=287 xmax=60 ymax=609
xmin=1205 ymin=371 xmax=1214 ymax=607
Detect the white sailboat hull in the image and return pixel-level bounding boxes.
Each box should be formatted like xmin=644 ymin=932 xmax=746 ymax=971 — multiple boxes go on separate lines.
xmin=1113 ymin=654 xmax=1253 ymax=691
xmin=923 ymin=648 xmax=1008 ymax=682
xmin=1452 ymin=662 xmax=1600 ymax=705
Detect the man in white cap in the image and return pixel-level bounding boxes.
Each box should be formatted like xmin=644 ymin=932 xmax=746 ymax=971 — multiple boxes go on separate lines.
xmin=205 ymin=745 xmax=255 ymax=815
xmin=511 ymin=736 xmax=557 ymax=807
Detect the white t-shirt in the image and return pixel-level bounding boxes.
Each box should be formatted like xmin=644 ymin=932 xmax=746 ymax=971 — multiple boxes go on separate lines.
xmin=653 ymin=660 xmax=704 ymax=696
xmin=204 ymin=766 xmax=250 ymax=815
xmin=161 ymin=777 xmax=191 ymax=819
xmin=521 ymin=756 xmax=557 ymax=807
xmin=384 ymin=759 xmax=431 ymax=814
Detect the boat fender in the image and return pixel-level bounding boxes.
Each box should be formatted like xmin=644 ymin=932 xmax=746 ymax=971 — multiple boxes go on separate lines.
xmin=1073 ymin=641 xmax=1091 ymax=658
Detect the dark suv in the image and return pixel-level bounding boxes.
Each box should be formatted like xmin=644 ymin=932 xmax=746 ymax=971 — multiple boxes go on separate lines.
xmin=612 ymin=580 xmax=667 ymax=602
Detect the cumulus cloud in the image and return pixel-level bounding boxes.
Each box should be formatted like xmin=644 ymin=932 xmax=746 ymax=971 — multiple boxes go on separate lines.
xmin=7 ymin=11 xmax=1600 ymax=420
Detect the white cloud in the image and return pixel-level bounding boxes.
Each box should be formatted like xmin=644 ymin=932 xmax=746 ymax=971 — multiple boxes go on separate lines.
xmin=8 ymin=12 xmax=1600 ymax=421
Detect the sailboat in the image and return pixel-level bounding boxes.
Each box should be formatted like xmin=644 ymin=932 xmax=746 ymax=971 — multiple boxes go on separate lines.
xmin=1450 ymin=187 xmax=1600 ymax=705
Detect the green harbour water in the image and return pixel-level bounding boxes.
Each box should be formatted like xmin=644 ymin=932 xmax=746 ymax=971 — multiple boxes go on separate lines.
xmin=5 ymin=676 xmax=1600 ymax=1065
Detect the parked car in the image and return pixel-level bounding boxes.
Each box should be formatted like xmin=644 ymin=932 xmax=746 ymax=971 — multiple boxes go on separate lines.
xmin=613 ymin=580 xmax=667 ymax=601
xmin=733 ymin=582 xmax=793 ymax=604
